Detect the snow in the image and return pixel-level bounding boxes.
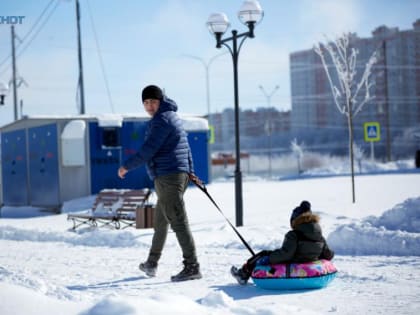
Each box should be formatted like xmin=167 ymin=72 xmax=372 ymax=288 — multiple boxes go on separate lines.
xmin=97 ymin=114 xmax=123 ymax=128
xmin=180 ymin=116 xmax=209 ymax=131
xmin=1 ymin=165 xmax=420 ymax=315
xmin=5 ymin=114 xmax=208 ymax=132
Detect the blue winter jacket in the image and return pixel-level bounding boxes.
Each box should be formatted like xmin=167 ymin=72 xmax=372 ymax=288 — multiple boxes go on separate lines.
xmin=122 ymin=96 xmax=194 ymax=180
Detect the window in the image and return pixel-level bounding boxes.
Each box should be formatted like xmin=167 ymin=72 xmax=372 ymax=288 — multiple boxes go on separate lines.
xmin=102 ymin=127 xmax=121 ymax=148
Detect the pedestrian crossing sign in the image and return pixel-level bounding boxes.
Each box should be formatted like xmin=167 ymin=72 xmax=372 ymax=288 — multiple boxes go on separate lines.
xmin=208 ymin=125 xmax=215 ymax=144
xmin=364 ymin=122 xmax=380 ymax=142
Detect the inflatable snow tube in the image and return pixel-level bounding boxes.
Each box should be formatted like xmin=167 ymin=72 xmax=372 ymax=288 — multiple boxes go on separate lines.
xmin=251 ymin=259 xmax=337 ymax=290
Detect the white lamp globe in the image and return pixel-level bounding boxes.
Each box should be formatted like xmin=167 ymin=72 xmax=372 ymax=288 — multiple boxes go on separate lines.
xmin=238 ymin=0 xmax=264 ymax=25
xmin=206 ymin=13 xmax=230 ymax=34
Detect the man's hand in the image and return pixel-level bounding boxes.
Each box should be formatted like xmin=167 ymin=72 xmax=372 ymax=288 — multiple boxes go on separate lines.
xmin=118 ymin=166 xmax=128 ymax=179
xmin=188 ymin=173 xmax=203 ymax=187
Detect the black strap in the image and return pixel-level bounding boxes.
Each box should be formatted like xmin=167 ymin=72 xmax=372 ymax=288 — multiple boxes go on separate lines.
xmin=286 ymin=264 xmax=291 ymax=278
xmin=190 ymin=176 xmax=256 ymax=256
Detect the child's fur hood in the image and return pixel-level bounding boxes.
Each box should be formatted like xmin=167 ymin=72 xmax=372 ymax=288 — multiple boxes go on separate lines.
xmin=291 ymin=212 xmax=320 ymax=229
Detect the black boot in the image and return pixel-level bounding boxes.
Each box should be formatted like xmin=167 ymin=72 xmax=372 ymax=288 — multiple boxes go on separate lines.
xmin=230 ymin=266 xmax=249 ymax=285
xmin=171 ymin=261 xmax=202 ymax=282
xmin=139 ymin=261 xmax=158 ymax=277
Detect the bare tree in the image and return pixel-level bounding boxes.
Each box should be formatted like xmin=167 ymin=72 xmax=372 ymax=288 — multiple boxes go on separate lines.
xmin=314 ymin=33 xmax=377 ymax=203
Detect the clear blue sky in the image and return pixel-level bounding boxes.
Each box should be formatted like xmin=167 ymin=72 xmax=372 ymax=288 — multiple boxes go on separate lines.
xmin=0 ymin=0 xmax=419 ymax=126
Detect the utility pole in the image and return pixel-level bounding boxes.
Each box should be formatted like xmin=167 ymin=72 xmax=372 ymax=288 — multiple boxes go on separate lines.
xmin=11 ymin=25 xmax=18 ymax=121
xmin=76 ymin=0 xmax=86 ymax=114
xmin=382 ymin=40 xmax=391 ymax=161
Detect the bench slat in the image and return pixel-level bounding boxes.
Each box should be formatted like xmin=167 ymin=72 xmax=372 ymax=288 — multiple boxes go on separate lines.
xmin=67 ymin=188 xmax=154 ymax=230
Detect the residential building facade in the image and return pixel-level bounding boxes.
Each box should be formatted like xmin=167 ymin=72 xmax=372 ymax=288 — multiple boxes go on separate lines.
xmin=290 ymin=20 xmax=420 ymax=159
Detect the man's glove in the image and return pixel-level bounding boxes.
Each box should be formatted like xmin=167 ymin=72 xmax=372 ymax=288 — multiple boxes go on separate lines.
xmin=188 ymin=173 xmax=203 ymax=186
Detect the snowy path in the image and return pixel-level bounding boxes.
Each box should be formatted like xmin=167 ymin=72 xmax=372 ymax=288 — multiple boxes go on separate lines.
xmin=1 ymin=234 xmax=419 ymax=314
xmin=1 ymin=173 xmax=420 ymax=314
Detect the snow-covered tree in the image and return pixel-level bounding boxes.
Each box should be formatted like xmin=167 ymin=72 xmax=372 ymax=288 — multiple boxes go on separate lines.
xmin=314 ymin=33 xmax=377 ymax=203
xmin=290 ymin=138 xmax=304 ymax=174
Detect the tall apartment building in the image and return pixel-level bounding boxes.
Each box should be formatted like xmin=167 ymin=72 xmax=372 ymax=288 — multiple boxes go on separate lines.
xmin=290 ymin=20 xmax=420 ymax=159
xmin=209 ymin=107 xmax=291 ymax=152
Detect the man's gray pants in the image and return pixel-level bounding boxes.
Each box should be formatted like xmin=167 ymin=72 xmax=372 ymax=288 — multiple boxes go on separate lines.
xmin=148 ymin=172 xmax=198 ymax=265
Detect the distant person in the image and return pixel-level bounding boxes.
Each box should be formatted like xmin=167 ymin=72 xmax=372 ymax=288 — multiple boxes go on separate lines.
xmin=231 ymin=201 xmax=334 ymax=285
xmin=118 ymin=85 xmax=201 ymax=282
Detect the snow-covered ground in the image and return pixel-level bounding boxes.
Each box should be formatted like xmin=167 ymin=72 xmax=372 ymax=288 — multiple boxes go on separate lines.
xmin=1 ymin=166 xmax=419 ymax=314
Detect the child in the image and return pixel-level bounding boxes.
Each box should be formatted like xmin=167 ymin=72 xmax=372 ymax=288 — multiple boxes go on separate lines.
xmin=231 ymin=201 xmax=334 ymax=285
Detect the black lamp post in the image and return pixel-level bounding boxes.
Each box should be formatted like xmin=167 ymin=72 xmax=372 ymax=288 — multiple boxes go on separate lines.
xmin=207 ymin=0 xmax=264 ymax=227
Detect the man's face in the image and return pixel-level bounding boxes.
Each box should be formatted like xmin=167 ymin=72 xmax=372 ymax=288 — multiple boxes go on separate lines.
xmin=143 ymin=99 xmax=160 ymax=116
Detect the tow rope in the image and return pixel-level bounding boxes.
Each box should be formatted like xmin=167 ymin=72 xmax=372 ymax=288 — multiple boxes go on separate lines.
xmin=189 ymin=175 xmax=256 ymax=256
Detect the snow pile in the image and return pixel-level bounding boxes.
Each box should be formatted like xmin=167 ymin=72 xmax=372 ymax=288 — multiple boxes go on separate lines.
xmin=0 ymin=226 xmax=148 ymax=248
xmin=328 ymin=197 xmax=420 ymax=256
xmin=365 ymin=197 xmax=420 ymax=233
xmin=79 ymin=290 xmax=318 ymax=315
xmin=81 ymin=291 xmax=280 ymax=315
xmin=303 ymin=158 xmax=415 ymax=176
xmin=0 ymin=283 xmax=88 ymax=315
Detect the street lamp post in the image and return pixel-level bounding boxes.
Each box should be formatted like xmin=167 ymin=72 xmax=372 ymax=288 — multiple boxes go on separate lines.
xmin=259 ymin=85 xmax=279 ymax=178
xmin=182 ymin=52 xmax=226 ymax=126
xmin=207 ymin=0 xmax=263 ymax=227
xmin=259 ymin=85 xmax=279 ymax=109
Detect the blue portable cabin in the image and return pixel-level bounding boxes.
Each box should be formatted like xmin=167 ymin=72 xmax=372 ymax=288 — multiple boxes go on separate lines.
xmin=0 ymin=114 xmax=209 ymax=210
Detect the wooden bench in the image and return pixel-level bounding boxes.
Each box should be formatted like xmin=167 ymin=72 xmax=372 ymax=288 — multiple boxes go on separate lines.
xmin=67 ymin=188 xmax=154 ymax=230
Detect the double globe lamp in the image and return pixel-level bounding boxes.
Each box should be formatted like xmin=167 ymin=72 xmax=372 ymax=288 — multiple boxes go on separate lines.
xmin=206 ymin=0 xmax=264 ymax=226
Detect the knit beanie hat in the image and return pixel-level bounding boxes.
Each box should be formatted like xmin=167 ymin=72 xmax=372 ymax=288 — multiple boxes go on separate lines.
xmin=142 ymin=85 xmax=163 ymax=102
xmin=290 ymin=200 xmax=311 ymax=224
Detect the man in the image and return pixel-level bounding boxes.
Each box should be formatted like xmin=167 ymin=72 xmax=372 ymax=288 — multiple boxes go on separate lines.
xmin=118 ymin=85 xmax=201 ymax=282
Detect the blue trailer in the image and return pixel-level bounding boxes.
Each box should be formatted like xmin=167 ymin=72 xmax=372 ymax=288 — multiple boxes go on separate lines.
xmin=0 ymin=115 xmax=209 ymax=210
